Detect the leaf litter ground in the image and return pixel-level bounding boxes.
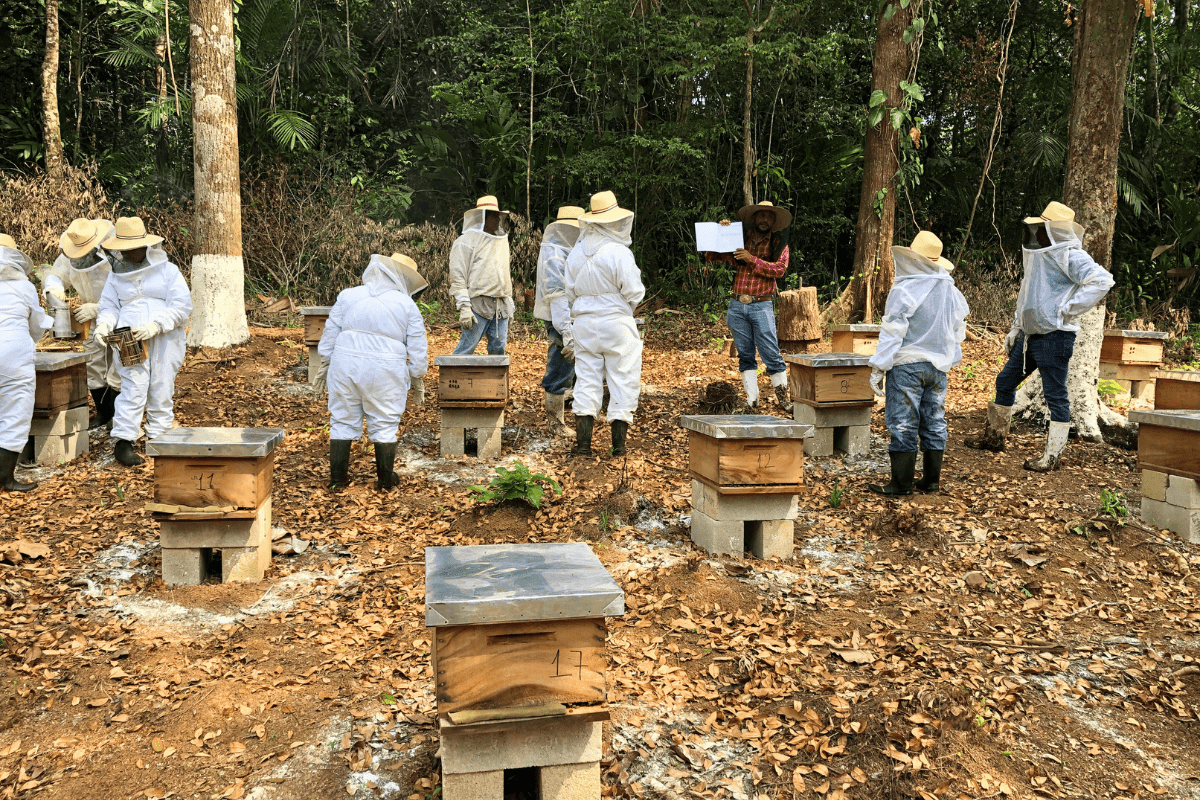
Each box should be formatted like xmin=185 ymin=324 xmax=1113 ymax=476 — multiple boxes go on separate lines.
xmin=1 ymin=319 xmax=1199 ymax=800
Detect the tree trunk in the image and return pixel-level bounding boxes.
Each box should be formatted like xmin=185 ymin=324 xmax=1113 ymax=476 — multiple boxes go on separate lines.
xmin=188 ymin=0 xmax=249 ymax=348
xmin=830 ymin=1 xmax=913 ymax=323
xmin=1012 ymin=0 xmax=1142 ymax=442
xmin=777 ymin=287 xmax=822 ymax=351
xmin=742 ymin=46 xmax=755 ymax=207
xmin=155 ymin=34 xmax=167 ymax=102
xmin=42 ymin=0 xmax=64 ymax=178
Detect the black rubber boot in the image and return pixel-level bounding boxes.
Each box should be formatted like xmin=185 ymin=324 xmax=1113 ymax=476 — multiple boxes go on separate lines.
xmin=610 ymin=420 xmax=629 ymax=457
xmin=374 ymin=442 xmax=400 ymax=490
xmin=868 ymin=451 xmax=916 ymax=496
xmin=914 ymin=450 xmax=944 ymax=493
xmin=0 ymin=448 xmax=36 ymax=492
xmin=329 ymin=439 xmax=352 ymax=489
xmin=99 ymin=388 xmax=119 ymax=430
xmin=573 ymin=415 xmax=594 ymax=456
xmin=113 ymin=438 xmax=145 ymax=467
xmin=89 ymin=388 xmax=107 ymax=429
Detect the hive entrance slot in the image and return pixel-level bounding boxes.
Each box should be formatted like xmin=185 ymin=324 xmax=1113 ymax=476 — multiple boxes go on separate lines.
xmin=486 ymin=631 xmax=554 ymax=646
xmin=203 ymin=548 xmax=220 ymax=580
xmin=503 ymin=766 xmax=540 ymax=800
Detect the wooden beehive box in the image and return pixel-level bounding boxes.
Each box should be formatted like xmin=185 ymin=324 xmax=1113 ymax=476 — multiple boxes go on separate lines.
xmin=33 ymin=352 xmax=88 ymax=417
xmin=301 ymin=306 xmax=332 ymax=346
xmin=829 ymin=324 xmax=881 ymax=356
xmin=680 ymin=414 xmax=812 ymax=494
xmin=784 ymin=353 xmax=874 ymax=407
xmin=1131 ymin=410 xmax=1200 ymax=481
xmin=148 ymin=427 xmax=285 ymax=509
xmin=425 ymin=543 xmax=624 ymax=717
xmin=1101 ymin=329 xmax=1169 ymax=365
xmin=434 ymin=355 xmax=509 ymax=406
xmin=1153 ymin=370 xmax=1200 ymax=411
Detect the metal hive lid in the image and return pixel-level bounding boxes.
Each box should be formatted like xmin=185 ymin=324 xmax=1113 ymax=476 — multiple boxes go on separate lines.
xmin=146 ymin=427 xmax=286 ymax=458
xmin=678 ymin=414 xmax=813 ymax=439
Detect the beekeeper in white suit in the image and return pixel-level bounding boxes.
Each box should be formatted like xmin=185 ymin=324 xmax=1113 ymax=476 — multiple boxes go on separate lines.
xmin=316 ymin=253 xmax=428 ymax=491
xmin=965 ymin=201 xmax=1114 ymax=471
xmin=42 ymin=218 xmax=122 ymax=429
xmin=450 ymin=195 xmax=513 ymax=355
xmin=565 ymin=191 xmax=645 ymax=457
xmin=93 ymin=217 xmax=192 ymax=467
xmin=0 ymin=235 xmax=52 ymax=492
xmin=534 ymin=205 xmax=584 ymax=436
xmin=867 ymin=231 xmax=969 ymax=496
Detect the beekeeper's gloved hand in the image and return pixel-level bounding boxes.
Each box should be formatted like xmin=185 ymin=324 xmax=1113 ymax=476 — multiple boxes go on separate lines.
xmin=560 ymin=332 xmax=576 ymax=361
xmin=458 ymin=306 xmax=476 ymax=330
xmin=93 ymin=322 xmax=113 ymax=345
xmin=313 ymin=358 xmax=329 ymax=394
xmin=133 ymin=322 xmax=160 ymax=341
xmin=47 ymin=287 xmax=67 ymax=303
xmin=1005 ymin=327 xmax=1019 ymax=353
xmin=74 ymin=303 xmax=99 ymax=323
xmin=870 ymin=367 xmax=886 ymax=398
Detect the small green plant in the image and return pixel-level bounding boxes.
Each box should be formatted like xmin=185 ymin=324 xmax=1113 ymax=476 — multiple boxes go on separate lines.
xmin=115 ymin=484 xmax=125 ymax=501
xmin=1099 ymin=489 xmax=1129 ymax=521
xmin=599 ymin=511 xmax=611 ymax=532
xmin=1097 ymin=379 xmax=1124 ymax=398
xmin=829 ymin=478 xmax=843 ymax=509
xmin=469 ymin=462 xmax=561 ymax=509
xmin=417 ymin=299 xmax=441 ymax=316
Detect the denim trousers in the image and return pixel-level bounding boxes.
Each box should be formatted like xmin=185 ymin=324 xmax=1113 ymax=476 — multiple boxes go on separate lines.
xmin=994 ymin=330 xmax=1075 ymax=423
xmin=540 ymin=321 xmax=576 ymax=395
xmin=885 ymin=361 xmax=949 ymax=452
xmin=726 ymin=298 xmax=786 ymax=376
xmin=452 ymin=310 xmax=509 ymax=355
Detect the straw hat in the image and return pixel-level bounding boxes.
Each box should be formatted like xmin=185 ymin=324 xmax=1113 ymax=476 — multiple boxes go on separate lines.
xmin=908 ymin=230 xmax=954 ymax=272
xmin=388 ymin=252 xmax=430 ymax=296
xmin=581 ymin=191 xmax=633 ymax=223
xmin=556 ymin=206 xmax=585 ymax=227
xmin=475 ymin=195 xmax=511 ymax=216
xmin=0 ymin=234 xmax=16 ymax=250
xmin=738 ymin=200 xmax=791 ymax=232
xmin=1023 ymin=201 xmax=1074 ymax=226
xmin=102 ymin=216 xmax=163 ymax=251
xmin=60 ymin=218 xmax=113 ymax=258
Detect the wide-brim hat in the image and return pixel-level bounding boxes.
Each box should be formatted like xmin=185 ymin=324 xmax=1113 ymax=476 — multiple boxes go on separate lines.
xmin=0 ymin=234 xmax=17 ymax=250
xmin=738 ymin=200 xmax=791 ymax=232
xmin=581 ymin=191 xmax=633 ymax=223
xmin=60 ymin=217 xmax=113 ymax=258
xmin=103 ymin=216 xmax=164 ymax=251
xmin=388 ymin=252 xmax=429 ymax=296
xmin=908 ymin=230 xmax=954 ymax=272
xmin=556 ymin=205 xmax=585 ymax=227
xmin=476 ymin=195 xmax=511 ymax=216
xmin=1024 ymin=200 xmax=1075 ymax=226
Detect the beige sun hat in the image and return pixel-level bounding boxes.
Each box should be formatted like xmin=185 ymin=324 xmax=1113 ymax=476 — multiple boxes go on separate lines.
xmin=388 ymin=252 xmax=430 ymax=296
xmin=908 ymin=230 xmax=955 ymax=272
xmin=60 ymin=218 xmax=113 ymax=258
xmin=737 ymin=200 xmax=792 ymax=232
xmin=581 ymin=191 xmax=633 ymax=223
xmin=1023 ymin=201 xmax=1075 ymax=226
xmin=556 ymin=206 xmax=585 ymax=227
xmin=0 ymin=234 xmax=17 ymax=250
xmin=475 ymin=195 xmax=511 ymax=216
xmin=102 ymin=216 xmax=164 ymax=251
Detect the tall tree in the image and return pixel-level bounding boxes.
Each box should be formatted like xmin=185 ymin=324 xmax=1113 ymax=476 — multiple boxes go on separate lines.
xmin=42 ymin=0 xmax=64 ymax=177
xmin=187 ymin=0 xmax=249 ymax=348
xmin=741 ymin=0 xmax=776 ymax=207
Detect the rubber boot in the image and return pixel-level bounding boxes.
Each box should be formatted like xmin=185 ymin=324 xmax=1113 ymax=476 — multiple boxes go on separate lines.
xmin=611 ymin=420 xmax=629 ymax=456
xmin=99 ymin=388 xmax=119 ymax=430
xmin=770 ymin=371 xmax=792 ymax=414
xmin=113 ymin=438 xmax=145 ymax=467
xmin=374 ymin=442 xmax=400 ymax=490
xmin=1025 ymin=421 xmax=1070 ymax=472
xmin=964 ymin=402 xmax=1012 ymax=452
xmin=741 ymin=370 xmax=760 ymax=411
xmin=329 ymin=439 xmax=352 ymax=489
xmin=868 ymin=451 xmax=917 ymax=496
xmin=89 ymin=388 xmax=108 ymax=430
xmin=914 ymin=450 xmax=944 ymax=493
xmin=0 ymin=448 xmax=36 ymax=492
xmin=410 ymin=377 xmax=426 ymax=406
xmin=544 ymin=391 xmax=570 ymax=437
xmin=573 ymin=415 xmax=594 ymax=456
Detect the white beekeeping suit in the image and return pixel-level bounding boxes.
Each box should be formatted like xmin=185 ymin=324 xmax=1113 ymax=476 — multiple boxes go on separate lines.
xmin=449 ymin=197 xmax=514 ymax=340
xmin=1012 ymin=218 xmax=1114 ymax=337
xmin=0 ymin=236 xmax=52 ymax=492
xmin=535 ymin=213 xmax=583 ymax=343
xmin=870 ymin=246 xmax=969 ymax=375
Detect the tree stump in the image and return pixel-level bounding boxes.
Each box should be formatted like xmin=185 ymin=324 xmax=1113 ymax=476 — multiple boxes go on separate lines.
xmin=777 ymin=287 xmax=822 ymax=353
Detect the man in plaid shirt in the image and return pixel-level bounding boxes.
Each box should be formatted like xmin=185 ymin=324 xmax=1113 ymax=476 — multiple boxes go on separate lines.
xmin=704 ymin=200 xmax=792 ymax=411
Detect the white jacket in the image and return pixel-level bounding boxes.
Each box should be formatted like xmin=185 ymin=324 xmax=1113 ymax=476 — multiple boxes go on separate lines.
xmin=43 ymin=252 xmax=113 ymax=305
xmin=96 ymin=249 xmax=193 ymax=333
xmin=534 ymin=221 xmax=581 ymax=333
xmin=449 ymin=208 xmax=512 ymax=311
xmin=870 ymin=248 xmax=969 ymax=374
xmin=0 ymin=246 xmax=52 ymax=354
xmin=1013 ymin=220 xmax=1114 ymax=335
xmin=565 ymin=219 xmax=645 ymax=319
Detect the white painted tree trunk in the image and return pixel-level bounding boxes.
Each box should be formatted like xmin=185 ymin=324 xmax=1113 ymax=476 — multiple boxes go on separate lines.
xmin=188 ymin=254 xmax=247 ymax=348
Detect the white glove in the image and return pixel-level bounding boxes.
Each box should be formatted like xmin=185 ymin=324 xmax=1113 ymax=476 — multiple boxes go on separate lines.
xmin=133 ymin=322 xmax=161 ymax=341
xmin=459 ymin=306 xmax=476 ymax=330
xmin=411 ymin=376 xmax=426 ymax=405
xmin=93 ymin=322 xmax=113 ymax=345
xmin=313 ymin=358 xmax=329 ymax=394
xmin=48 ymin=288 xmax=67 ymax=303
xmin=560 ymin=332 xmax=575 ymax=361
xmin=1005 ymin=328 xmax=1019 ymax=352
xmin=74 ymin=303 xmax=99 ymax=322
xmin=870 ymin=367 xmax=886 ymax=397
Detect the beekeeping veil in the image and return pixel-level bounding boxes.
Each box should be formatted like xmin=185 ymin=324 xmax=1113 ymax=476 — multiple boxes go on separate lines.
xmin=577 ymin=191 xmax=634 ymax=256
xmin=0 ymin=235 xmax=33 ymax=283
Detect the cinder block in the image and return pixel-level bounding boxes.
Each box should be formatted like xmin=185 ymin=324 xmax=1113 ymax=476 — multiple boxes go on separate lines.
xmin=690 ymin=479 xmax=798 ymax=521
xmin=29 ymin=406 xmax=89 ymax=437
xmin=221 ymin=538 xmax=269 ymax=583
xmin=1131 ymin=379 xmax=1155 ymax=405
xmin=1143 ymin=469 xmax=1168 ymax=503
xmin=442 ymin=407 xmax=506 ymax=430
xmin=805 ymin=427 xmax=834 ymax=457
xmin=477 ymin=426 xmax=502 ymax=459
xmin=690 ymin=508 xmax=744 ymax=555
xmin=159 ymin=497 xmax=272 ymax=549
xmin=441 ymin=426 xmax=465 ymax=457
xmin=746 ymin=519 xmax=794 ymax=561
xmin=540 ymin=761 xmax=600 ymax=800
xmin=162 ymin=548 xmax=207 ymax=585
xmin=834 ymin=424 xmax=871 ymax=456
xmin=440 ymin=719 xmax=601 ymax=775
xmin=31 ymin=430 xmax=88 ymax=465
xmin=1142 ymin=497 xmax=1200 ymax=543
xmin=793 ymin=403 xmax=871 ymax=429
xmin=307 ymin=346 xmax=321 ymax=383
xmin=442 ymin=770 xmax=503 ymax=800
xmin=1166 ymin=474 xmax=1200 ymax=509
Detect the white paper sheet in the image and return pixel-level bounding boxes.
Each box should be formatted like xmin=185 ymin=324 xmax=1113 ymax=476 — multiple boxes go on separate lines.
xmin=695 ymin=221 xmax=744 ymax=253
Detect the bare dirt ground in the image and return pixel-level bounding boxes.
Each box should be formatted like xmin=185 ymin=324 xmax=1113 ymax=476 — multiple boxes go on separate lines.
xmin=1 ymin=316 xmax=1196 ymax=800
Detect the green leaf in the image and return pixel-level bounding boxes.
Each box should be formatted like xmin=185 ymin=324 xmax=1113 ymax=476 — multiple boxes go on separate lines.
xmin=889 ymin=108 xmax=905 ymax=129
xmin=380 ymin=691 xmax=398 ymax=705
xmin=868 ymin=108 xmax=885 ymax=128
xmin=883 ymin=3 xmax=897 ymax=21
xmin=868 ymin=89 xmax=887 ymax=108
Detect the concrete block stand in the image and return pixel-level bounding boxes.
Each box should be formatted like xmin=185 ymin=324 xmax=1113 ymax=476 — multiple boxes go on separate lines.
xmin=1142 ymin=468 xmax=1200 ymax=542
xmin=26 ymin=405 xmax=90 ymax=465
xmin=441 ymin=407 xmax=505 ymax=458
xmin=689 ymin=479 xmax=795 ymax=560
xmin=793 ymin=402 xmax=871 ymax=457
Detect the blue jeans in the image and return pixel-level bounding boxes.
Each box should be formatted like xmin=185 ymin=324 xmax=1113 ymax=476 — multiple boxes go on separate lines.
xmin=453 ymin=310 xmax=509 ymax=355
xmin=541 ymin=321 xmax=575 ymax=395
xmin=994 ymin=330 xmax=1075 ymax=423
xmin=885 ymin=361 xmax=949 ymax=452
xmin=726 ymin=298 xmax=786 ymax=376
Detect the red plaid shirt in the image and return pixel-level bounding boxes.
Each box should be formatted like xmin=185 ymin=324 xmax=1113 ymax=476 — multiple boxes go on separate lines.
xmin=706 ymin=231 xmax=789 ymax=297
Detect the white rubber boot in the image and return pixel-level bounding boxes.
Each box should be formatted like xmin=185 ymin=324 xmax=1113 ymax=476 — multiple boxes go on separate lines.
xmin=1025 ymin=420 xmax=1070 ymax=472
xmin=544 ymin=391 xmax=571 ymax=437
xmin=741 ymin=370 xmax=760 ymax=410
xmin=769 ymin=371 xmax=792 ymax=413
xmin=410 ymin=376 xmax=425 ymax=405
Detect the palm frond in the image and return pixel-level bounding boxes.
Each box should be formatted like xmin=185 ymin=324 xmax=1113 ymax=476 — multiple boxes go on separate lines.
xmin=265 ymin=109 xmax=317 ymax=151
